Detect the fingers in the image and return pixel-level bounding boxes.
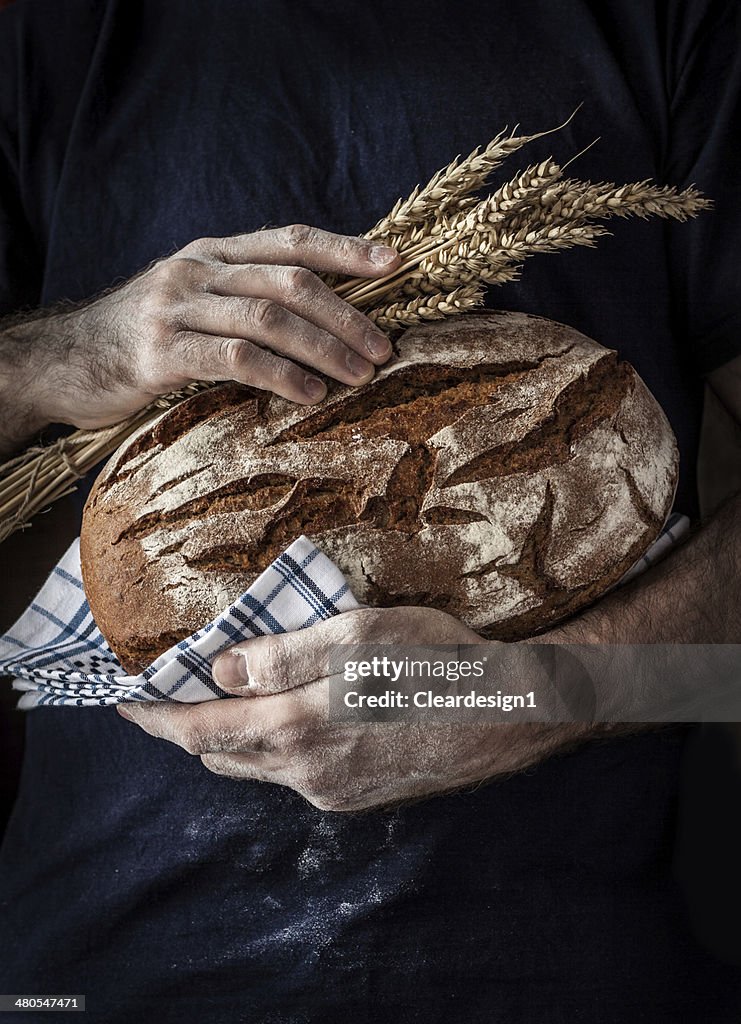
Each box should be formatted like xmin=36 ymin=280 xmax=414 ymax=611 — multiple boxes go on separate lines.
xmin=188 ymin=224 xmax=400 ymax=279
xmin=184 ymin=294 xmax=379 ymax=388
xmin=117 ymin=687 xmax=317 ymax=758
xmin=117 ymin=606 xmax=483 ymax=762
xmin=116 ymin=702 xmax=202 ymax=749
xmin=134 ymin=226 xmax=399 ymax=404
xmin=170 ymin=331 xmax=328 ymax=404
xmin=209 ymin=263 xmax=392 ymax=364
xmin=199 ymin=752 xmax=281 ymax=782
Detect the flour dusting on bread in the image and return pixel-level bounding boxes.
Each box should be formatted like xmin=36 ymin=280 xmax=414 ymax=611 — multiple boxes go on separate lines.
xmin=80 ymin=312 xmax=679 ymax=671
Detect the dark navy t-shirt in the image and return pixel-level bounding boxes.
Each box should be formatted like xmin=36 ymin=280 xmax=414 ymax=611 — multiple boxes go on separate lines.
xmin=1 ymin=2 xmax=740 ymax=1021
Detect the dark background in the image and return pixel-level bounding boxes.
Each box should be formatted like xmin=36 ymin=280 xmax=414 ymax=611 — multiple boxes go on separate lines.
xmin=0 ymin=0 xmax=22 ymax=836
xmin=0 ymin=0 xmax=86 ymax=822
xmin=0 ymin=495 xmax=77 ymax=832
xmin=0 ymin=0 xmax=739 ymax=995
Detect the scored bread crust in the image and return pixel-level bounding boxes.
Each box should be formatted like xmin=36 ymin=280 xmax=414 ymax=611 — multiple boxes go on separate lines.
xmin=80 ymin=312 xmax=679 ymax=672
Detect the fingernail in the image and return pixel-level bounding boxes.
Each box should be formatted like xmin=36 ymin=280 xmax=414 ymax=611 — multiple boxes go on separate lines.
xmin=117 ymin=705 xmax=133 ymax=720
xmin=213 ymin=651 xmax=250 ymax=690
xmin=304 ymin=375 xmax=326 ymax=400
xmin=347 ymin=351 xmax=373 ymax=378
xmin=365 ymin=330 xmax=391 ymax=359
xmin=369 ymin=245 xmax=398 ymax=266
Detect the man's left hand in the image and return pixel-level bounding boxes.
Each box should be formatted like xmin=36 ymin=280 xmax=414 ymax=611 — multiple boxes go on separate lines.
xmin=117 ymin=607 xmax=583 ymax=811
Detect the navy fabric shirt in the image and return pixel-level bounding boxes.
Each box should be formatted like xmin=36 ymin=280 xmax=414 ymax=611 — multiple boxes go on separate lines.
xmin=1 ymin=1 xmax=740 ymax=1021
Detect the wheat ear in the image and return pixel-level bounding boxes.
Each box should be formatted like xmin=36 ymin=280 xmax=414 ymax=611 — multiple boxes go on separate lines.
xmin=0 ymin=114 xmax=711 ymax=542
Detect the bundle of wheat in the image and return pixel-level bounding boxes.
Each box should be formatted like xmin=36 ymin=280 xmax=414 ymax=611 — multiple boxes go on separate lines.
xmin=0 ymin=112 xmax=710 ymax=543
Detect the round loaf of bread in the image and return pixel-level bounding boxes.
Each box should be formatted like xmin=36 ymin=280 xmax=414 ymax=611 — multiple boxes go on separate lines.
xmin=80 ymin=311 xmax=678 ymax=672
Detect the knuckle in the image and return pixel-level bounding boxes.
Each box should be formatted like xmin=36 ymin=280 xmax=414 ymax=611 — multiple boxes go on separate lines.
xmin=245 ymin=297 xmax=282 ymax=331
xmin=338 ymin=308 xmax=371 ymax=346
xmin=313 ymin=332 xmax=343 ymax=363
xmin=246 ymin=348 xmax=303 ymax=395
xmin=216 ymin=336 xmax=251 ymax=373
xmin=201 ymin=752 xmax=241 ymax=778
xmin=143 ymin=258 xmax=200 ymax=315
xmin=157 ymin=256 xmax=199 ymax=289
xmin=333 ymin=301 xmax=358 ymax=333
xmin=257 ymin=636 xmax=292 ymax=690
xmin=181 ymin=725 xmax=209 ymax=757
xmin=272 ymin=356 xmax=301 ymax=386
xmin=151 ymin=260 xmax=181 ymax=290
xmin=141 ymin=277 xmax=175 ymax=318
xmin=179 ymin=236 xmax=212 ymax=257
xmin=281 ymin=265 xmax=315 ymax=296
xmin=283 ymin=223 xmax=316 ymax=250
xmin=338 ymin=235 xmax=365 ymax=261
xmin=304 ymin=782 xmax=354 ymax=813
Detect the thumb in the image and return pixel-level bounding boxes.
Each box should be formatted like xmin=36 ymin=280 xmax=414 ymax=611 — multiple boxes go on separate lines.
xmin=211 ymin=628 xmax=328 ymax=695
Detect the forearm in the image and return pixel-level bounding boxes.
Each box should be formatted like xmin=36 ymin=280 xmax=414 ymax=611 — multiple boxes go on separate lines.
xmin=0 ymin=306 xmax=68 ymax=455
xmin=0 ymin=291 xmax=144 ymax=459
xmin=534 ymin=491 xmax=741 ymax=722
xmin=553 ymin=491 xmax=740 ymax=644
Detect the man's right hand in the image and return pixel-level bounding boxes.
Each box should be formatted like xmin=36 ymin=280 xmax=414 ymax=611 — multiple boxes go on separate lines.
xmin=0 ymin=224 xmax=400 ymax=446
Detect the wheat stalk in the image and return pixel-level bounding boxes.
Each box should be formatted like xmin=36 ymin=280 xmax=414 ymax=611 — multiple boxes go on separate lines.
xmin=367 ymin=284 xmax=486 ymax=329
xmin=0 ymin=115 xmax=711 ymax=542
xmin=536 ymin=179 xmax=709 ymax=224
xmin=364 ymin=127 xmax=537 ymax=245
xmin=364 ymin=108 xmax=583 ymax=247
xmin=0 ymin=384 xmax=207 ymax=543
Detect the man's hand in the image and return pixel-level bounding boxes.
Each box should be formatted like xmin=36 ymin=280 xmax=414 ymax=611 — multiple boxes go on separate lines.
xmin=117 ymin=479 xmax=741 ymax=810
xmin=117 ymin=607 xmax=585 ymax=812
xmin=0 ymin=225 xmax=399 ymax=448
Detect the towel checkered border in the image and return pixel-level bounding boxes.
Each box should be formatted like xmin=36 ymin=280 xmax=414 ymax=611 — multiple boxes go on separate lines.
xmin=0 ymin=536 xmax=358 ymax=708
xmin=0 ymin=515 xmax=689 ymax=709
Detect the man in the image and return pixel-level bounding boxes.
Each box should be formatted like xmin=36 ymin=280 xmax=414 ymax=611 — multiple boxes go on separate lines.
xmin=0 ymin=1 xmax=739 ymax=1020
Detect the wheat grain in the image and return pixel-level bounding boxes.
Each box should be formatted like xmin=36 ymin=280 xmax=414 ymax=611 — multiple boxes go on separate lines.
xmin=518 ymin=178 xmax=711 ymax=227
xmin=365 ymin=109 xmax=584 ymax=246
xmin=368 ymin=284 xmax=486 ymax=329
xmin=0 ymin=115 xmax=711 ymax=542
xmin=364 ymin=127 xmax=532 ymax=243
xmin=455 ymin=160 xmax=563 ymax=233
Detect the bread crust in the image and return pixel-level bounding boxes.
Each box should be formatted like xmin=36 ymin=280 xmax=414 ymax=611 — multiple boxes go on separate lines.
xmin=80 ymin=312 xmax=678 ymax=671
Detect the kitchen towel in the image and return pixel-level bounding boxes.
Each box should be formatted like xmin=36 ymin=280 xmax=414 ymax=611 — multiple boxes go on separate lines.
xmin=0 ymin=515 xmax=689 ymax=709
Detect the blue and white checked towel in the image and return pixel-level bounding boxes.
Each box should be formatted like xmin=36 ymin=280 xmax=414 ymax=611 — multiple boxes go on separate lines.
xmin=0 ymin=536 xmax=359 ymax=709
xmin=0 ymin=515 xmax=689 ymax=709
